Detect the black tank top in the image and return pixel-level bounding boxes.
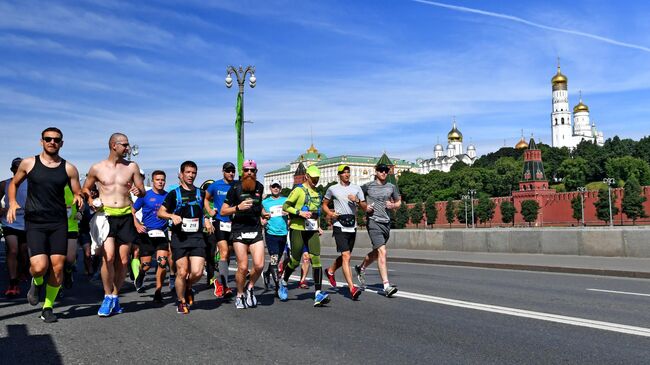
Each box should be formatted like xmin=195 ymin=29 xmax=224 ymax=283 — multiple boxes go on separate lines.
xmin=25 ymin=155 xmax=68 ymax=223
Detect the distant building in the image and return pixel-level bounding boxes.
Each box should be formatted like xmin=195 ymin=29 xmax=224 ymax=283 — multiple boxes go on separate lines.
xmin=417 ymin=119 xmax=478 ymax=173
xmin=263 ymin=144 xmax=416 ymax=192
xmin=551 ymin=62 xmax=605 ymax=149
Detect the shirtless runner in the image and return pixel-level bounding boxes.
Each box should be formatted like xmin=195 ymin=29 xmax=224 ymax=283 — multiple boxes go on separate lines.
xmin=82 ymin=133 xmax=145 ymax=317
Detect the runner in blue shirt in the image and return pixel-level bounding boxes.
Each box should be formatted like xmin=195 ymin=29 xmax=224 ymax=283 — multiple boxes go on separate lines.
xmin=261 ymin=179 xmax=288 ymax=295
xmin=132 ymin=170 xmax=169 ymax=303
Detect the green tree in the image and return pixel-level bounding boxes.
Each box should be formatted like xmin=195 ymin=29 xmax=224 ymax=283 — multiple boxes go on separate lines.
xmin=571 ymin=195 xmax=583 ymax=225
xmin=633 ymin=136 xmax=650 ymax=165
xmin=557 ymin=157 xmax=588 ymax=191
xmin=393 ymin=203 xmax=409 ymax=229
xmin=500 ymin=200 xmax=516 ymax=225
xmin=605 ymin=156 xmax=650 ymax=185
xmin=456 ymin=199 xmax=468 ymax=225
xmin=396 ymin=171 xmax=424 ymax=203
xmin=538 ymin=143 xmax=571 ymax=182
xmin=573 ymin=140 xmax=605 ymax=181
xmin=594 ymin=188 xmax=619 ymax=225
xmin=494 ymin=157 xmax=522 ymax=196
xmin=520 ymin=200 xmax=540 ymax=226
xmin=475 ymin=194 xmax=496 ymax=226
xmin=356 ymin=206 xmax=366 ymax=228
xmin=409 ymin=202 xmax=424 ymax=228
xmin=473 ymin=147 xmax=524 ymax=168
xmin=424 ymin=197 xmax=438 ymax=227
xmin=622 ymin=176 xmax=647 ymax=225
xmin=445 ymin=198 xmax=455 ymax=227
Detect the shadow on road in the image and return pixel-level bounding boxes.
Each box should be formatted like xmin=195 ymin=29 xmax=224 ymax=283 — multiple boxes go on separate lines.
xmin=0 ymin=324 xmax=63 ymax=364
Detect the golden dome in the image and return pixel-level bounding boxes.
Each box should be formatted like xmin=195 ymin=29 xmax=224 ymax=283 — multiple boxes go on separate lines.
xmin=515 ymin=136 xmax=529 ymax=150
xmin=306 ymin=143 xmax=318 ymax=154
xmin=551 ymin=66 xmax=567 ymax=85
xmin=573 ymin=100 xmax=589 ymax=113
xmin=447 ymin=122 xmax=463 ymax=142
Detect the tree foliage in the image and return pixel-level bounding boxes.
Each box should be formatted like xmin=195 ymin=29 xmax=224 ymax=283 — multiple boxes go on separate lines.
xmin=393 ymin=203 xmax=409 ymax=229
xmin=409 ymin=202 xmax=424 ymax=228
xmin=445 ymin=198 xmax=455 ymax=227
xmin=622 ymin=175 xmax=647 ymax=224
xmin=594 ymin=188 xmax=619 ymax=224
xmin=520 ymin=200 xmax=540 ymax=225
xmin=424 ymin=197 xmax=438 ymax=227
xmin=476 ymin=194 xmax=496 ymax=225
xmin=557 ymin=157 xmax=588 ymax=191
xmin=571 ymin=195 xmax=583 ymax=225
xmin=499 ymin=200 xmax=516 ymax=225
xmin=605 ymin=156 xmax=650 ymax=186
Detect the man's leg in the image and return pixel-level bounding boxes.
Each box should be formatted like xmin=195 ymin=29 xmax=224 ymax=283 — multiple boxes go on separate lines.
xmin=101 ymin=239 xmax=116 ymax=295
xmin=217 ymin=240 xmax=230 ymax=288
xmin=3 ymin=235 xmax=19 ymax=294
xmin=232 ymin=242 xmax=249 ymax=297
xmin=248 ymin=241 xmax=265 ymax=287
xmin=44 ymin=254 xmax=65 ymax=308
xmin=155 ymin=249 xmax=169 ymax=291
xmin=113 ymin=243 xmax=131 ymax=295
xmin=174 ymin=256 xmax=189 ymax=302
xmin=28 ymin=254 xmax=49 ymax=304
xmin=340 ymin=250 xmax=354 ymax=288
xmin=82 ymin=243 xmax=92 ymax=275
xmin=188 ymin=256 xmax=205 ymax=286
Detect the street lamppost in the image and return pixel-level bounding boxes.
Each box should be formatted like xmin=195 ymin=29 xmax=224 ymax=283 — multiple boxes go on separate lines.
xmin=461 ymin=194 xmax=469 ymax=228
xmin=468 ymin=189 xmax=476 ymax=228
xmin=126 ymin=144 xmax=139 ymax=160
xmin=242 ymin=120 xmax=254 ymax=151
xmin=603 ymin=178 xmax=615 ymax=227
xmin=225 ymin=65 xmax=256 ymax=175
xmin=577 ymin=186 xmax=587 ymax=226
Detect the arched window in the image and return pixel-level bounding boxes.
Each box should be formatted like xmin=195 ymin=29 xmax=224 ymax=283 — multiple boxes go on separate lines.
xmin=561 ymin=117 xmax=565 ymax=124
xmin=555 ymin=118 xmax=558 ymax=125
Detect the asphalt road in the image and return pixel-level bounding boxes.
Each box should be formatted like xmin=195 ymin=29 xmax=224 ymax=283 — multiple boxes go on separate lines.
xmin=1 ymin=256 xmax=650 ymax=364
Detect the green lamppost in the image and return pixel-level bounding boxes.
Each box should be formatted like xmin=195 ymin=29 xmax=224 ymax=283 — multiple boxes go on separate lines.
xmin=225 ymin=65 xmax=256 ymax=176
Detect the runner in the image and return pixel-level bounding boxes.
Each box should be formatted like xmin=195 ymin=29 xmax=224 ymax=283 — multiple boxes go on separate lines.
xmin=1 ymin=158 xmax=29 ymax=297
xmin=261 ymin=179 xmax=288 ymax=295
xmin=322 ymin=164 xmax=366 ymax=300
xmin=78 ymin=186 xmax=100 ymax=278
xmin=278 ymin=165 xmax=330 ymax=307
xmin=129 ymin=170 xmax=146 ymax=291
xmin=200 ymin=179 xmax=215 ymax=287
xmin=132 ymin=170 xmax=169 ymax=303
xmin=157 ymin=161 xmax=211 ymax=314
xmin=62 ymin=184 xmax=81 ymax=294
xmin=355 ymin=163 xmax=401 ymax=297
xmin=6 ymin=127 xmax=83 ymax=322
xmin=82 ymin=132 xmax=145 ymax=317
xmin=220 ymin=160 xmax=266 ymax=309
xmin=204 ymin=162 xmax=236 ymax=299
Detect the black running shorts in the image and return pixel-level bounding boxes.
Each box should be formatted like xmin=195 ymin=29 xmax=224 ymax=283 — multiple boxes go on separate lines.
xmin=26 ymin=220 xmax=68 ymax=257
xmin=107 ymin=214 xmax=138 ymax=245
xmin=2 ymin=226 xmax=27 ymax=244
xmin=138 ymin=233 xmax=169 ymax=257
xmin=332 ymin=226 xmax=356 ymax=253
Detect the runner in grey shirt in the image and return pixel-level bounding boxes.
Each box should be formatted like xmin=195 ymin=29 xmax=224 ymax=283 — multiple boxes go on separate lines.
xmin=355 ymin=163 xmax=401 ymax=297
xmin=322 ymin=164 xmax=366 ymax=300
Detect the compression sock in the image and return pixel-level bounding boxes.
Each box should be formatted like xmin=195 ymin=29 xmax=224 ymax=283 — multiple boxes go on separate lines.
xmin=131 ymin=259 xmax=141 ymax=280
xmin=33 ymin=276 xmax=44 ymax=286
xmin=43 ymin=284 xmax=60 ymax=309
xmin=383 ymin=281 xmax=390 ymax=290
xmin=218 ymin=260 xmax=229 ymax=286
xmin=313 ymin=267 xmax=323 ymax=292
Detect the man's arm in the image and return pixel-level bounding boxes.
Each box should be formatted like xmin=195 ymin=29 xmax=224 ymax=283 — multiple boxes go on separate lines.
xmin=157 ymin=194 xmax=181 ymax=225
xmin=66 ymin=162 xmax=84 ymax=209
xmin=82 ymin=165 xmax=99 ymax=207
xmin=131 ymin=162 xmax=145 ymax=198
xmin=321 ymin=197 xmax=336 ymax=221
xmin=132 ymin=198 xmax=146 ymax=233
xmin=6 ymin=159 xmax=30 ymax=223
xmin=204 ymin=189 xmax=216 ymax=217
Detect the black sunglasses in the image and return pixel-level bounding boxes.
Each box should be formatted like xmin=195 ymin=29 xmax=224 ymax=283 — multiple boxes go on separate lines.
xmin=376 ymin=168 xmax=390 ymax=173
xmin=271 ymin=184 xmax=281 ymax=189
xmin=116 ymin=142 xmax=129 ymax=147
xmin=43 ymin=137 xmax=62 ymax=143
xmin=243 ymin=168 xmax=257 ymax=173
xmin=224 ymin=169 xmax=236 ymax=173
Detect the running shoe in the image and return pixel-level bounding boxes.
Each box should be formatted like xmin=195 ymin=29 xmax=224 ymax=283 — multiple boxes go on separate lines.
xmin=384 ymin=285 xmax=398 ymax=298
xmin=245 ymin=287 xmax=257 ymax=308
xmin=177 ymin=302 xmax=189 ymax=314
xmin=98 ymin=296 xmax=114 ymax=317
xmin=4 ymin=285 xmax=17 ymax=297
xmin=153 ymin=289 xmax=163 ymax=303
xmin=40 ymin=308 xmax=58 ymax=323
xmin=185 ymin=288 xmax=194 ymax=307
xmin=325 ymin=269 xmax=336 ymax=287
xmin=235 ymin=295 xmax=246 ymax=309
xmin=27 ymin=280 xmax=42 ymax=306
xmin=350 ymin=285 xmax=362 ymax=300
xmin=112 ymin=296 xmax=124 ymax=314
xmin=278 ymin=283 xmax=288 ymax=302
xmin=262 ymin=271 xmax=270 ymax=291
xmin=299 ymin=281 xmax=309 ymax=289
xmin=314 ymin=291 xmax=330 ymax=307
xmin=354 ymin=265 xmax=366 ymax=288
xmin=135 ymin=270 xmax=145 ymax=293
xmin=64 ymin=267 xmax=73 ymax=289
xmin=213 ymin=280 xmax=224 ymax=298
xmin=224 ymin=286 xmax=233 ymax=298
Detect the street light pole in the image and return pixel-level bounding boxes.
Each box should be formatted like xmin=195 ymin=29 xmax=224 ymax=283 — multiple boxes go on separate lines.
xmin=225 ymin=65 xmax=256 ymax=175
xmin=461 ymin=195 xmax=469 ymax=228
xmin=603 ymin=178 xmax=615 ymax=227
xmin=577 ymin=186 xmax=587 ymax=226
xmin=468 ymin=189 xmax=476 ymax=228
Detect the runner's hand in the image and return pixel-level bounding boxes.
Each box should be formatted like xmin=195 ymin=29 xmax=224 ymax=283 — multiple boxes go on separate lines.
xmin=299 ymin=211 xmax=312 ymax=219
xmin=170 ymin=214 xmax=182 ymax=225
xmin=347 ymin=194 xmax=358 ymax=203
xmin=366 ymin=203 xmax=375 ymax=213
xmin=6 ymin=202 xmax=19 ymax=224
xmin=128 ymin=183 xmax=140 ymax=197
xmin=73 ymin=193 xmax=84 ymax=210
xmin=327 ymin=211 xmax=339 ymax=220
xmin=205 ymin=220 xmax=215 ymax=234
xmin=239 ymin=199 xmax=253 ymax=211
xmin=207 ymin=208 xmax=216 ymax=217
xmin=318 ymin=227 xmax=323 ymax=236
xmin=135 ymin=222 xmax=147 ymax=234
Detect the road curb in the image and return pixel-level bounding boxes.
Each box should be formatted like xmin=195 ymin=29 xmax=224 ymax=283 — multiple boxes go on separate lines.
xmin=320 ymin=254 xmax=650 ymax=279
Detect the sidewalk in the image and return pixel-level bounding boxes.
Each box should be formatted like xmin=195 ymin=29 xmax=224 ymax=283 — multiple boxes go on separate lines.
xmin=320 ymin=247 xmax=650 ymax=279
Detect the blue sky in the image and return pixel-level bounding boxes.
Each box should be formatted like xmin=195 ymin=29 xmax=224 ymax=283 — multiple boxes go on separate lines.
xmin=2 ymin=0 xmax=650 ymax=182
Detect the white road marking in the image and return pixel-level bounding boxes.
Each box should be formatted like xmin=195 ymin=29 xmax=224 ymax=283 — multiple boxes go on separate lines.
xmin=587 ymin=288 xmax=650 ymax=297
xmin=227 ymin=268 xmax=650 ymax=337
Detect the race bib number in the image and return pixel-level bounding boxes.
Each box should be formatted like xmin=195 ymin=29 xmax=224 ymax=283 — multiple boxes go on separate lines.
xmin=219 ymin=221 xmax=232 ymax=232
xmin=147 ymin=229 xmax=166 ymax=238
xmin=269 ymin=205 xmax=283 ymax=218
xmin=238 ymin=231 xmax=258 ymax=240
xmin=341 ymin=226 xmax=356 ymax=233
xmin=305 ymin=219 xmax=319 ymax=231
xmin=181 ymin=218 xmax=200 ymax=233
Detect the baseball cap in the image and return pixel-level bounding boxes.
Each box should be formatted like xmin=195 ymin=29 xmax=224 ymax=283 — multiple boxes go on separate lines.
xmin=306 ymin=165 xmax=321 ymax=178
xmin=270 ymin=179 xmax=282 ymax=188
xmin=243 ymin=160 xmax=257 ymax=169
xmin=10 ymin=157 xmax=22 ymax=173
xmin=222 ymin=162 xmax=236 ymax=170
xmin=337 ymin=164 xmax=350 ymax=174
xmin=375 ymin=163 xmax=389 ymax=170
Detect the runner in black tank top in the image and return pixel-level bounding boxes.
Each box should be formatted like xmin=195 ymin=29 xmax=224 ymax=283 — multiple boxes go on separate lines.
xmin=6 ymin=127 xmax=83 ymax=323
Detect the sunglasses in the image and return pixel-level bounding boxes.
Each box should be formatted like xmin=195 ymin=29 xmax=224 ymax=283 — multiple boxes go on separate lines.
xmin=43 ymin=137 xmax=62 ymax=143
xmin=376 ymin=168 xmax=390 ymax=173
xmin=224 ymin=169 xmax=236 ymax=173
xmin=243 ymin=168 xmax=257 ymax=173
xmin=271 ymin=185 xmax=281 ymax=189
xmin=116 ymin=142 xmax=130 ymax=147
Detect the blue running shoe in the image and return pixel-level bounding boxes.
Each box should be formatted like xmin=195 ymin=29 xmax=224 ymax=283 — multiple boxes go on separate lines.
xmin=98 ymin=296 xmax=114 ymax=317
xmin=278 ymin=283 xmax=288 ymax=301
xmin=112 ymin=296 xmax=123 ymax=314
xmin=314 ymin=291 xmax=330 ymax=307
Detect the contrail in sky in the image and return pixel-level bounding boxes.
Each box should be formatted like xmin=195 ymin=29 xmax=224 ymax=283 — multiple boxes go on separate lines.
xmin=413 ymin=0 xmax=650 ymax=53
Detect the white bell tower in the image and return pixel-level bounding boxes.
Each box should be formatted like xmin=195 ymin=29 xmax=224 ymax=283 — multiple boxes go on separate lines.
xmin=551 ymin=60 xmax=573 ymax=148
